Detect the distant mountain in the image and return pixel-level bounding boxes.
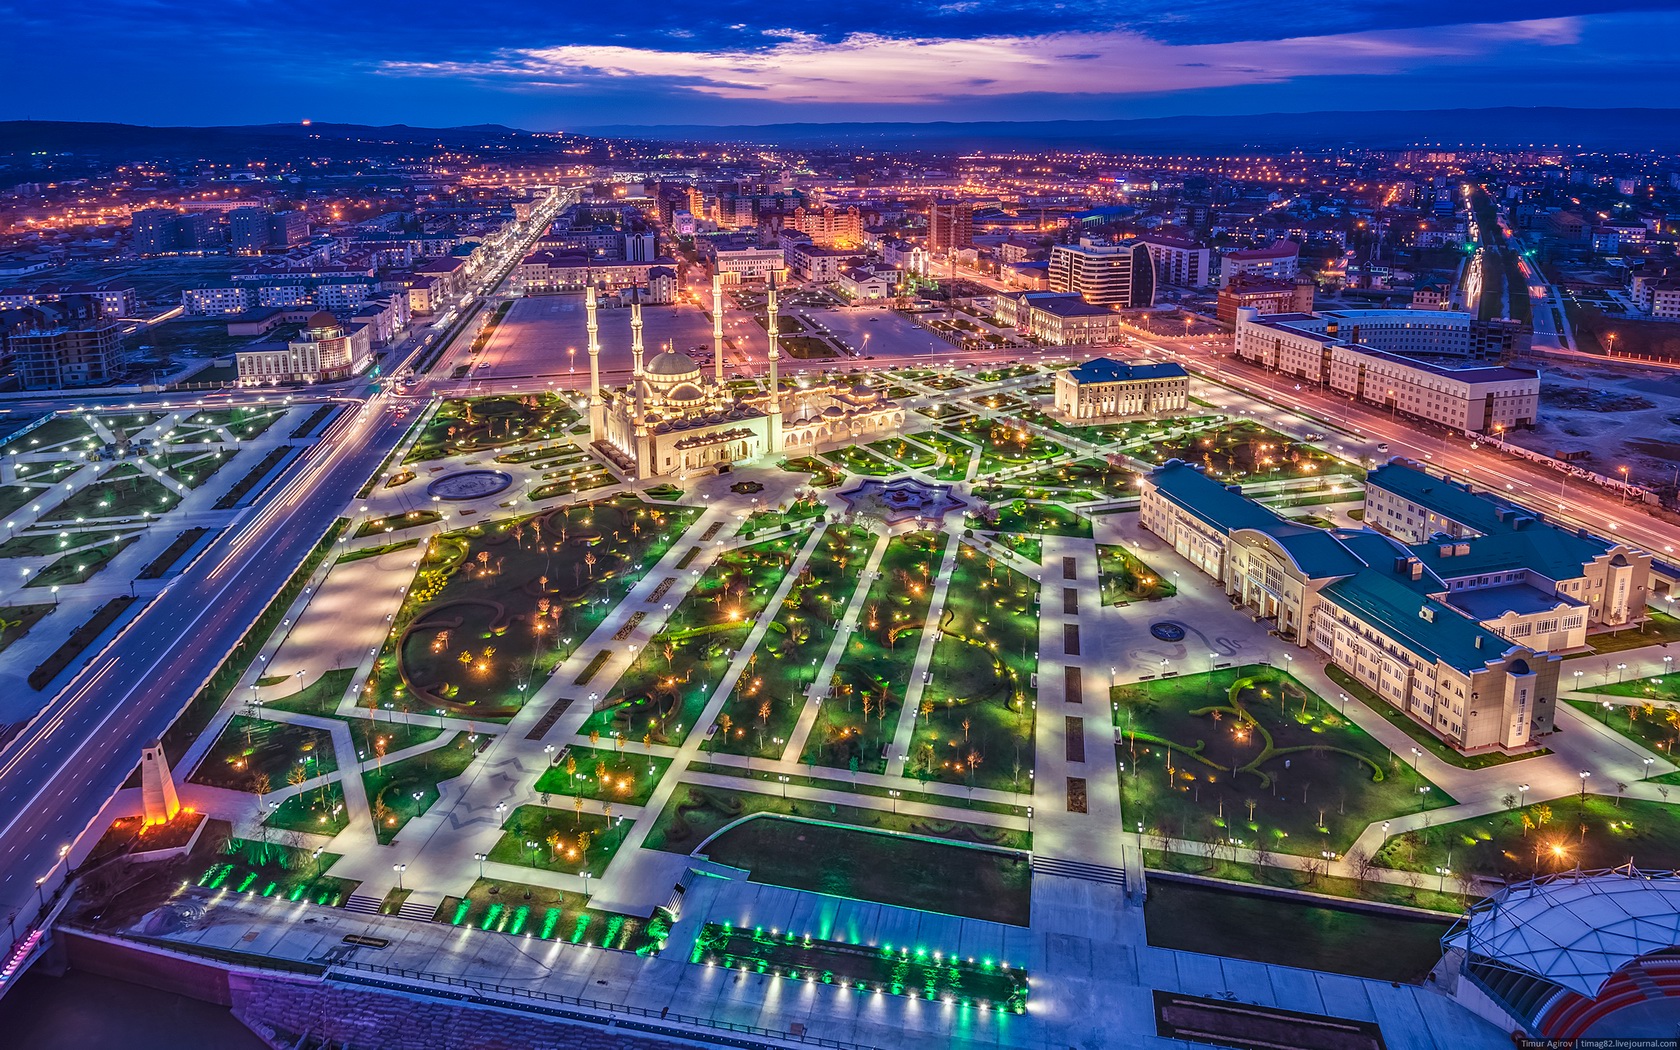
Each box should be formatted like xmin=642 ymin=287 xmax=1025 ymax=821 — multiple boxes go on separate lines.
xmin=0 ymin=120 xmax=539 ymax=158
xmin=577 ymin=108 xmax=1680 ymax=151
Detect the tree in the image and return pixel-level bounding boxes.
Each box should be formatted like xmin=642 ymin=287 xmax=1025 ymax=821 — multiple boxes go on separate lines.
xmin=1347 ymin=847 xmax=1375 ymax=888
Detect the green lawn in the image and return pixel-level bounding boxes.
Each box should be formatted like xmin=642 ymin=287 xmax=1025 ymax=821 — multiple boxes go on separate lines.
xmin=909 ymin=429 xmax=976 ymax=481
xmin=970 ymin=499 xmax=1091 ymax=538
xmin=0 ymin=604 xmax=55 ymax=655
xmin=0 ymin=527 xmax=129 ymax=559
xmin=263 ymin=782 xmax=349 ymax=836
xmin=369 ymin=495 xmax=699 ymax=724
xmin=534 ymin=744 xmax=671 ymax=806
xmin=828 ymin=444 xmax=895 ymax=477
xmin=779 ymin=457 xmax=845 ymax=488
xmin=354 ymin=509 xmax=443 ymax=538
xmin=1097 ymin=544 xmax=1177 ymax=605
xmin=1378 ymin=794 xmax=1680 ymax=879
xmin=1132 ymin=419 xmax=1361 ymax=485
xmin=1144 ymin=878 xmax=1450 ymax=983
xmin=1565 ymin=698 xmax=1677 ymax=758
xmin=1116 ymin=665 xmax=1453 ymax=857
xmin=489 ymin=804 xmax=631 ymax=876
xmin=259 ymin=668 xmax=357 ymax=717
xmin=582 ymin=531 xmax=800 ymax=746
xmin=41 ymin=474 xmax=179 ymax=522
xmin=23 ymin=535 xmax=138 ymax=588
xmin=706 ymin=524 xmax=875 ymax=760
xmin=363 ymin=732 xmax=481 ymax=844
xmin=801 ymin=531 xmax=943 ymax=774
xmin=911 ymin=544 xmax=1037 ymax=792
xmin=1009 ymin=458 xmax=1137 ymax=500
xmin=195 ymin=838 xmax=355 ymax=908
xmin=700 ymin=814 xmax=1031 ymax=925
xmin=866 ymin=437 xmax=936 ymax=471
xmin=188 ymin=715 xmax=339 ymax=793
xmin=941 ymin=418 xmax=1061 ymax=474
xmin=1576 ymin=610 xmax=1680 ymax=656
xmin=405 ymin=393 xmax=580 ymax=464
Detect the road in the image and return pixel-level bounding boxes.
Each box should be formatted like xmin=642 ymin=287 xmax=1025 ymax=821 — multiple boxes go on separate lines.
xmin=0 ymin=190 xmax=571 ymax=943
xmin=0 ymin=393 xmax=409 ymax=926
xmin=1127 ymin=328 xmax=1680 ymax=561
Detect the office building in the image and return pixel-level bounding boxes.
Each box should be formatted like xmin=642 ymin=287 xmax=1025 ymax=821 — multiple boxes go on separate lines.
xmin=1140 ymin=459 xmax=1560 ymax=752
xmin=1142 ymin=232 xmax=1212 ymax=288
xmin=789 ymin=206 xmax=863 ymax=249
xmin=993 ymin=291 xmax=1125 ymax=346
xmin=236 ymin=310 xmax=372 ymax=385
xmin=1052 ymin=358 xmax=1189 ymax=421
xmin=1363 ymin=461 xmax=1651 ymax=632
xmin=1233 ymin=309 xmax=1540 ymax=432
xmin=1048 ymin=238 xmax=1156 ymax=308
xmin=1216 ymin=276 xmax=1315 ymax=326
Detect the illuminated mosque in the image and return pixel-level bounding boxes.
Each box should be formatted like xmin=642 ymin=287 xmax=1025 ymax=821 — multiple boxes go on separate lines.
xmin=589 ymin=275 xmax=903 ymax=480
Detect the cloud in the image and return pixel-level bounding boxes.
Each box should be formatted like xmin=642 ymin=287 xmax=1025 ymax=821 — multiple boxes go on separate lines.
xmin=377 ymin=17 xmax=1582 ymax=104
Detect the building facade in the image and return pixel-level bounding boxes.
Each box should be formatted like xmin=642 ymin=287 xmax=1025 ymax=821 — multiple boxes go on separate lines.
xmin=1234 ymin=310 xmax=1540 ymax=432
xmin=1140 ymin=459 xmax=1561 ymax=752
xmin=1048 ymin=238 xmax=1156 ymax=308
xmin=1052 ymin=358 xmax=1189 ymax=421
xmin=1142 ymin=233 xmax=1212 ymax=288
xmin=589 ymin=279 xmax=901 ymax=480
xmin=235 ymin=310 xmax=372 ymax=385
xmin=927 ymin=200 xmax=974 ymax=252
xmin=992 ymin=292 xmax=1124 ymax=345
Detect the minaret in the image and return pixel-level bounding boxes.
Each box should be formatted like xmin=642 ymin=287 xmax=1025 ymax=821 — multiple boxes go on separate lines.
xmin=765 ymin=274 xmax=783 ymax=454
xmin=711 ymin=273 xmax=725 ymax=388
xmin=586 ymin=285 xmax=605 ymax=439
xmin=630 ymin=288 xmax=646 ymax=413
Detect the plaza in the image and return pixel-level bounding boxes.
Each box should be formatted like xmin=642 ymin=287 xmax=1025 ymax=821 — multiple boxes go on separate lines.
xmin=50 ymin=356 xmax=1680 ymax=1049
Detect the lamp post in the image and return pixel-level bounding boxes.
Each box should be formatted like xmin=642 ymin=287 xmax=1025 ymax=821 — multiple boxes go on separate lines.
xmin=1518 ymin=783 xmax=1530 ymax=807
xmin=1644 ymin=758 xmax=1655 ymax=782
xmin=496 ymin=802 xmax=507 ymax=828
xmin=1410 ymin=746 xmax=1422 ymax=771
xmin=393 ymin=863 xmax=407 ymax=890
xmin=888 ymin=790 xmax=901 ymax=815
xmin=1579 ymin=770 xmax=1591 ymax=801
xmin=474 ymin=852 xmax=486 ymax=878
xmin=777 ymin=775 xmax=790 ymax=800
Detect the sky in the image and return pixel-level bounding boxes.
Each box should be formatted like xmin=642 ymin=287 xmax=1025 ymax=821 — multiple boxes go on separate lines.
xmin=4 ymin=1 xmax=1679 ymax=129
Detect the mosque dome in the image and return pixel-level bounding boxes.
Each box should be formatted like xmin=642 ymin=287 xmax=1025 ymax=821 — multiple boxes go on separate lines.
xmin=647 ymin=350 xmax=701 ymax=379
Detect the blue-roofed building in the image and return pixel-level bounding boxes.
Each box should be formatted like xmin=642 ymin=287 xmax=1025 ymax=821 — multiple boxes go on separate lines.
xmin=1366 ymin=461 xmax=1652 ymax=634
xmin=1052 ymin=356 xmax=1189 ymax=422
xmin=1141 ymin=459 xmax=1560 ymax=752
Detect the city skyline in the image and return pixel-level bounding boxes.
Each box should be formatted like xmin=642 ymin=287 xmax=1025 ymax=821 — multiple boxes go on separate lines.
xmin=5 ymin=3 xmax=1679 ymax=126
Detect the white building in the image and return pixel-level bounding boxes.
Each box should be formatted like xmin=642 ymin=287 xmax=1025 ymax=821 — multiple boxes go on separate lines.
xmin=1233 ymin=309 xmax=1540 ymax=433
xmin=1141 ymin=233 xmax=1212 ymax=288
xmin=1052 ymin=358 xmax=1189 ymax=421
xmin=236 ymin=310 xmax=372 ymax=386
xmin=1221 ymin=240 xmax=1300 ymax=286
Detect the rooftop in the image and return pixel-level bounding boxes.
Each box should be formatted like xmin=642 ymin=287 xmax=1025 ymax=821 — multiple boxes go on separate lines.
xmin=1065 ymin=357 xmax=1187 ymax=384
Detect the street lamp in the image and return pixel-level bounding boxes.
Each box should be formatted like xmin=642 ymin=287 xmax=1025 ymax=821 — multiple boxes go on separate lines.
xmin=474 ymin=852 xmax=486 ymax=877
xmin=496 ymin=802 xmax=507 ymax=828
xmin=1410 ymin=746 xmax=1422 ymax=770
xmin=777 ymin=775 xmax=790 ymax=800
xmin=1518 ymin=783 xmax=1530 ymax=807
xmin=1579 ymin=770 xmax=1591 ymax=801
xmin=393 ymin=863 xmax=407 ymax=890
xmin=888 ymin=789 xmax=901 ymax=814
xmin=1644 ymin=758 xmax=1655 ymax=781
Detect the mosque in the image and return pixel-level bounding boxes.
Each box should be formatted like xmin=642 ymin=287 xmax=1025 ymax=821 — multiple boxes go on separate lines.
xmin=588 ymin=275 xmax=904 ymax=479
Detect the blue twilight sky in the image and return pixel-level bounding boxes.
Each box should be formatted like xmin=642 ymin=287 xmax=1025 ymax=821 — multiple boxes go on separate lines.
xmin=4 ymin=1 xmax=1678 ymax=128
